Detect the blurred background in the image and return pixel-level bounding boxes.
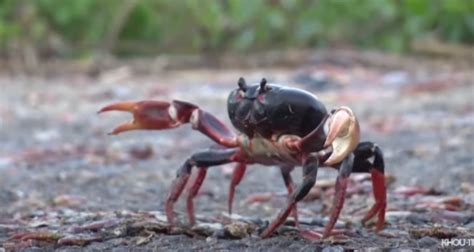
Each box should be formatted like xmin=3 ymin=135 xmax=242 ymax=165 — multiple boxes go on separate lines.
xmin=0 ymin=0 xmax=473 ymax=69
xmin=0 ymin=0 xmax=473 ymax=250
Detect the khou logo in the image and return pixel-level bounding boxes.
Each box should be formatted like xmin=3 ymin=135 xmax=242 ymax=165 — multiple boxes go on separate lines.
xmin=441 ymin=238 xmax=474 ymax=248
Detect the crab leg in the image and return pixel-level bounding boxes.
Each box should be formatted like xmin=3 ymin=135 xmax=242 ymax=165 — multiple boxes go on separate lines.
xmin=362 ymin=169 xmax=386 ymax=231
xmin=228 ymin=163 xmax=247 ymax=215
xmin=167 ymin=148 xmax=240 ymax=225
xmin=280 ymin=165 xmax=299 ymax=227
xmin=186 ymin=167 xmax=207 ymax=225
xmin=260 ymin=154 xmax=319 ymax=238
xmin=322 ymin=154 xmax=352 ymax=237
xmin=98 ymin=100 xmax=238 ymax=147
xmin=227 ymin=164 xmax=300 ymax=226
xmin=353 ymin=142 xmax=386 ymax=231
xmin=297 ymin=154 xmax=354 ymax=240
xmin=297 ymin=114 xmax=328 ymax=152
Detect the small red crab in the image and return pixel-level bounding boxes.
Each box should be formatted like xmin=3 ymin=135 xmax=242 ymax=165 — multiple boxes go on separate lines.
xmin=99 ymin=77 xmax=386 ymax=239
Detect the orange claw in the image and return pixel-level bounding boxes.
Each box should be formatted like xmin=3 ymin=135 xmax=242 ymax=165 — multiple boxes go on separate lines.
xmin=99 ymin=99 xmax=237 ymax=148
xmin=98 ymin=100 xmax=186 ymax=134
xmin=98 ymin=101 xmax=140 ymax=113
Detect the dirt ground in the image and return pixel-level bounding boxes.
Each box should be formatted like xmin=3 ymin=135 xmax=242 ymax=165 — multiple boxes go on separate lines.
xmin=0 ymin=50 xmax=473 ymax=251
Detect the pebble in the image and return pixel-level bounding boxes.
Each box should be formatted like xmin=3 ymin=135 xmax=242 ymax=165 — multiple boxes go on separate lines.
xmin=224 ymin=222 xmax=251 ymax=239
xmin=297 ymin=217 xmax=345 ymax=228
xmin=417 ymin=236 xmax=439 ymax=248
xmin=150 ymin=211 xmax=168 ymax=223
xmin=192 ymin=223 xmax=223 ymax=237
xmin=0 ymin=189 xmax=20 ymax=204
xmin=406 ymin=213 xmax=429 ymax=225
xmin=385 ymin=211 xmax=410 ymax=222
xmin=464 ymin=222 xmax=474 ymax=230
xmin=20 ymin=248 xmax=44 ymax=252
xmin=322 ymin=245 xmax=345 ymax=252
xmin=379 ymin=229 xmax=409 ymax=238
xmin=206 ymin=236 xmax=217 ymax=244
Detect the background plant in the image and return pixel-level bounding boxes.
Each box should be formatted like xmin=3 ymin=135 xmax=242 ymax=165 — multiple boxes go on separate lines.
xmin=1 ymin=0 xmax=472 ymax=58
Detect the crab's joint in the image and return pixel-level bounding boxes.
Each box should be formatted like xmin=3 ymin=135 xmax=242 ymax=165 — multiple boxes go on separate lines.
xmin=317 ymin=145 xmax=333 ymax=160
xmin=279 ymin=135 xmax=302 ymax=153
xmin=189 ymin=110 xmax=200 ymax=129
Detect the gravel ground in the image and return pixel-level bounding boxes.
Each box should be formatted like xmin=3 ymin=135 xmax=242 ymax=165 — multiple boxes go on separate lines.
xmin=0 ymin=51 xmax=473 ymax=250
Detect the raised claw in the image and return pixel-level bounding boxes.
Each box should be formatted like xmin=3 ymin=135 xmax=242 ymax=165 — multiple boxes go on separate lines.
xmin=324 ymin=106 xmax=360 ymax=165
xmin=99 ymin=99 xmax=237 ymax=149
xmin=98 ymin=100 xmax=197 ymax=135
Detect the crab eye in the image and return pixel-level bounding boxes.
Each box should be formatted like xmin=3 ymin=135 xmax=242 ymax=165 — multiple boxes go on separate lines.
xmin=233 ymin=90 xmax=244 ymax=102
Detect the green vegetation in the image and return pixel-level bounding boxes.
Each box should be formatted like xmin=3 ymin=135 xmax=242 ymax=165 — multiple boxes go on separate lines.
xmin=1 ymin=0 xmax=473 ymax=57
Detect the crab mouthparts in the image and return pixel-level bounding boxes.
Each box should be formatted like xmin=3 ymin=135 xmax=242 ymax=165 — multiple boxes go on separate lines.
xmin=323 ymin=107 xmax=360 ymax=165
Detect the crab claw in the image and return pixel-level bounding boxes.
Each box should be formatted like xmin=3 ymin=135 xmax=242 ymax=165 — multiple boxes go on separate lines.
xmin=98 ymin=100 xmax=191 ymax=135
xmin=323 ymin=106 xmax=360 ymax=166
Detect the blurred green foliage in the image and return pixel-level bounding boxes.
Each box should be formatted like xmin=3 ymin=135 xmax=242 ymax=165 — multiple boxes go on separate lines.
xmin=1 ymin=0 xmax=473 ymax=57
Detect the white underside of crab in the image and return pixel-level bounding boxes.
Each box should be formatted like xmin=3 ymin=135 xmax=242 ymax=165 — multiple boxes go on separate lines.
xmin=238 ymin=134 xmax=302 ymax=165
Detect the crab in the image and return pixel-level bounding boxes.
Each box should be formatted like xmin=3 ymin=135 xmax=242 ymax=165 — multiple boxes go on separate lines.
xmin=98 ymin=77 xmax=386 ymax=239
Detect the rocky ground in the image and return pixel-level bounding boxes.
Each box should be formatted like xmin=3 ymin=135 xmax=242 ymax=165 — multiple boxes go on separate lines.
xmin=0 ymin=50 xmax=473 ymax=251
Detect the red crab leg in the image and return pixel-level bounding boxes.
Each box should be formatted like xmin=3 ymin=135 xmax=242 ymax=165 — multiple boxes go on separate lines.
xmin=301 ymin=153 xmax=352 ymax=239
xmin=323 ymin=175 xmax=349 ymax=237
xmin=239 ymin=167 xmax=300 ymax=227
xmin=228 ymin=163 xmax=247 ymax=215
xmin=352 ymin=142 xmax=386 ymax=231
xmin=351 ymin=142 xmax=386 ymax=231
xmin=99 ymin=100 xmax=238 ymax=147
xmin=361 ymin=169 xmax=386 ymax=230
xmin=280 ymin=166 xmax=299 ymax=227
xmin=186 ymin=167 xmax=207 ymax=225
xmin=166 ymin=148 xmax=241 ymax=225
xmin=166 ymin=172 xmax=191 ymax=225
xmin=260 ymin=154 xmax=319 ymax=238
